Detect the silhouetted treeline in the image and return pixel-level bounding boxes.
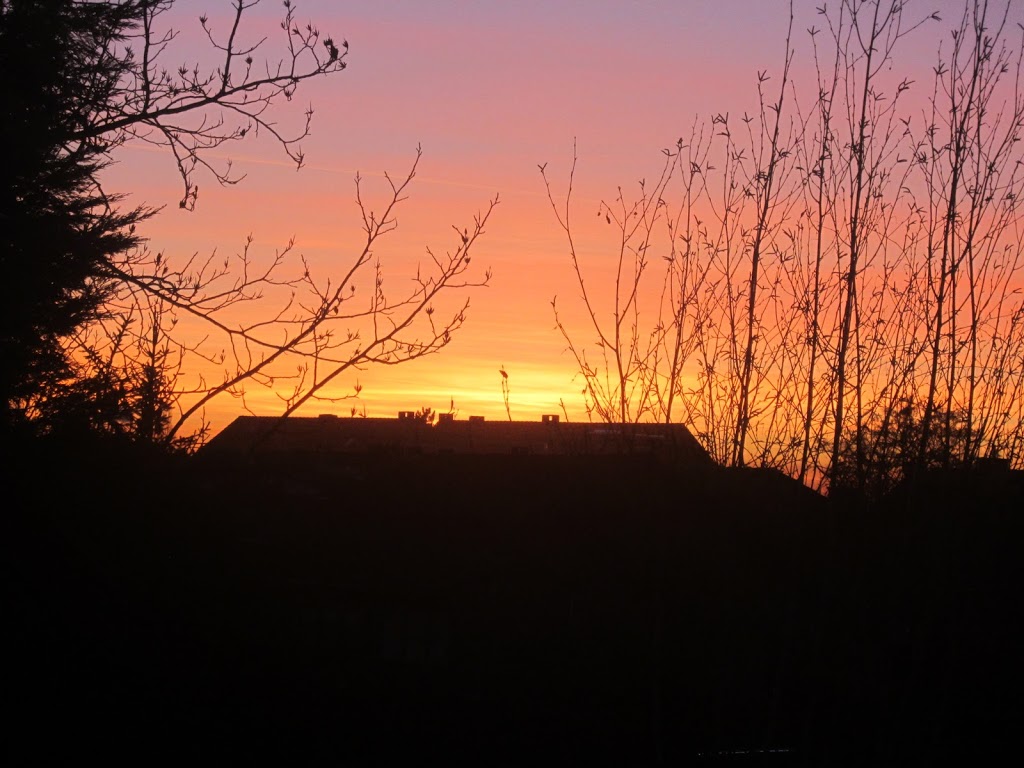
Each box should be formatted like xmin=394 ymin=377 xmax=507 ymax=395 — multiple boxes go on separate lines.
xmin=1 ymin=1 xmax=490 ymax=449
xmin=546 ymin=0 xmax=1024 ymax=494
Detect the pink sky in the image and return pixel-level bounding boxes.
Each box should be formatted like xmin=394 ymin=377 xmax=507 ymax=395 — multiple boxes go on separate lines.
xmin=100 ymin=0 xmax=1024 ymax=437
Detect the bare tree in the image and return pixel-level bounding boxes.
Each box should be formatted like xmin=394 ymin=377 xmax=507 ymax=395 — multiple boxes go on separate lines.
xmin=71 ymin=0 xmax=348 ymax=210
xmin=4 ymin=0 xmax=496 ymax=447
xmin=543 ymin=142 xmax=677 ymax=425
xmin=82 ymin=148 xmax=496 ymax=443
xmin=544 ymin=0 xmax=1024 ymax=490
xmin=914 ymin=0 xmax=1024 ymax=469
xmin=732 ymin=3 xmax=798 ymax=466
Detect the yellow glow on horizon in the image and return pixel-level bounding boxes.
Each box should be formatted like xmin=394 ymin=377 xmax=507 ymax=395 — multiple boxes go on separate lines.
xmin=88 ymin=0 xmax=1024 ymax=466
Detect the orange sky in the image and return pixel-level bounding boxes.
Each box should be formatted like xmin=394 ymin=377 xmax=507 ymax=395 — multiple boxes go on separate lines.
xmin=98 ymin=0 xmax=1024 ymax=438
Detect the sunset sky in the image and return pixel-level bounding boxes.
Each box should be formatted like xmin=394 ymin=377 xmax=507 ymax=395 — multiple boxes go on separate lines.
xmin=99 ymin=0 xmax=1023 ymax=437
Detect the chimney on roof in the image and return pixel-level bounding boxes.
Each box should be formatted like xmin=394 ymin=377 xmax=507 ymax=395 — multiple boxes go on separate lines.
xmin=542 ymin=414 xmax=560 ymax=424
xmin=469 ymin=415 xmax=485 ymax=423
xmin=398 ymin=410 xmax=416 ymax=420
xmin=438 ymin=412 xmax=454 ymax=424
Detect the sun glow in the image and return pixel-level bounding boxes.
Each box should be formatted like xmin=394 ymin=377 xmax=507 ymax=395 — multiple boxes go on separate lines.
xmin=86 ymin=1 xmax=1024 ymax=486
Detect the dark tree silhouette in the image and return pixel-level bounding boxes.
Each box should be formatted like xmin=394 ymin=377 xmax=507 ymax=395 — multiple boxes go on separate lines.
xmin=829 ymin=401 xmax=986 ymax=502
xmin=543 ymin=0 xmax=1024 ymax=490
xmin=1 ymin=1 xmax=494 ymax=447
xmin=0 ymin=0 xmax=152 ymax=434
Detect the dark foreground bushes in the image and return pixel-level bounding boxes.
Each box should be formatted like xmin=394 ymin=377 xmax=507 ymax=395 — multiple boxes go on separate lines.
xmin=4 ymin=442 xmax=1021 ymax=764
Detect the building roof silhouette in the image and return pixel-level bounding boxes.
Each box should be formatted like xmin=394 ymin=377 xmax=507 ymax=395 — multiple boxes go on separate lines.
xmin=202 ymin=412 xmax=711 ymax=463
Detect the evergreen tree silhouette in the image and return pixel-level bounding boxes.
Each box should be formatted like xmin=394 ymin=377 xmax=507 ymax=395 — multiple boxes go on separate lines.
xmin=1 ymin=0 xmax=150 ymax=436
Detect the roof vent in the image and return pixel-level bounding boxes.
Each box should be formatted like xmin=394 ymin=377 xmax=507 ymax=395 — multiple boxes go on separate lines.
xmin=438 ymin=412 xmax=454 ymax=424
xmin=468 ymin=415 xmax=485 ymax=423
xmin=542 ymin=414 xmax=560 ymax=424
xmin=398 ymin=410 xmax=417 ymax=420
